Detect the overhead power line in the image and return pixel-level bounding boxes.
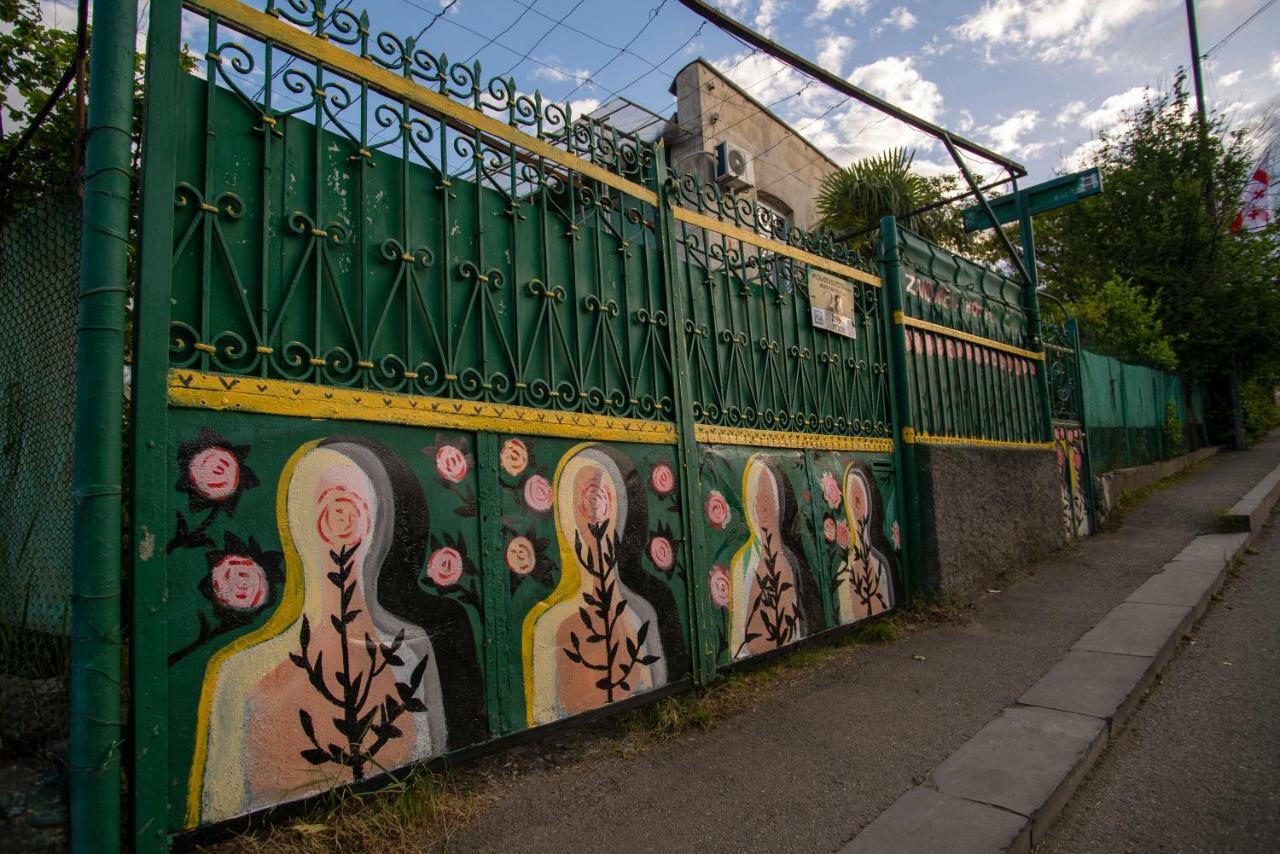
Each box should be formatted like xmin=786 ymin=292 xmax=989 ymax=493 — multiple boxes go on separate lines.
xmin=672 ymin=0 xmax=1026 ymax=177
xmin=1201 ymin=0 xmax=1277 ymax=57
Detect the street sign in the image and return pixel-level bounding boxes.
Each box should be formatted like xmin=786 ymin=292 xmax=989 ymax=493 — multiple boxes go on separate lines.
xmin=962 ymin=168 xmax=1103 ymax=232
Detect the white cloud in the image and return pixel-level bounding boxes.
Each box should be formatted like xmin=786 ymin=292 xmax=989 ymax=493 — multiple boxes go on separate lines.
xmin=848 ymin=56 xmax=942 ymax=122
xmin=570 ymin=98 xmax=602 ymax=117
xmin=808 ymin=0 xmax=872 ymax=23
xmin=978 ymin=109 xmax=1043 ymax=159
xmin=1055 ymin=100 xmax=1087 ymax=126
xmin=755 ymin=0 xmax=784 ymax=35
xmin=1077 ymin=85 xmax=1150 ymax=133
xmin=714 ymin=51 xmax=808 ymax=104
xmin=531 ymin=62 xmax=591 ymax=85
xmin=1217 ymin=69 xmax=1243 ymax=88
xmin=883 ymin=6 xmax=918 ymax=31
xmin=816 ymin=34 xmax=855 ymax=74
xmin=953 ymin=0 xmax=1169 ymax=63
xmin=956 ymin=109 xmax=975 ymax=133
xmin=1270 ymin=54 xmax=1280 ymax=84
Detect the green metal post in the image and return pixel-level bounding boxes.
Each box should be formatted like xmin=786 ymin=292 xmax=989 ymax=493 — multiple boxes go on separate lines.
xmin=131 ymin=0 xmax=181 ymax=847
xmin=70 ymin=0 xmax=138 ymax=850
xmin=654 ymin=144 xmax=717 ymax=684
xmin=878 ymin=216 xmax=923 ymax=601
xmin=1014 ymin=190 xmax=1055 ymax=443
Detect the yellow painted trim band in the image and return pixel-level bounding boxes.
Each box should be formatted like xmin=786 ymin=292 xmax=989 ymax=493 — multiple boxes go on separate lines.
xmin=187 ymin=0 xmax=659 ymax=206
xmin=168 ymin=370 xmax=678 ymax=444
xmin=913 ymin=433 xmax=1054 ymax=451
xmin=672 ymin=206 xmax=881 ymax=287
xmin=893 ymin=312 xmax=1044 ymax=361
xmin=693 ymin=423 xmax=894 ymax=453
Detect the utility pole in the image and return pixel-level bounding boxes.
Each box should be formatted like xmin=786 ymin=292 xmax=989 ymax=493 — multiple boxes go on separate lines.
xmin=1185 ymin=0 xmax=1209 ymax=131
xmin=1186 ymin=0 xmax=1245 ymax=449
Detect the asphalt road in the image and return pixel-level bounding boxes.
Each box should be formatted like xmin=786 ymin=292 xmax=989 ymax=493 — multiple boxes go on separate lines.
xmin=1039 ymin=511 xmax=1280 ymax=854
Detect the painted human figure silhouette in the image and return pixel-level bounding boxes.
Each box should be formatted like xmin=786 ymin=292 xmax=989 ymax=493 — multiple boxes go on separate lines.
xmin=522 ymin=444 xmax=665 ymax=726
xmin=188 ymin=440 xmax=445 ymax=826
xmin=729 ymin=455 xmax=807 ymax=658
xmin=837 ymin=463 xmax=894 ymax=622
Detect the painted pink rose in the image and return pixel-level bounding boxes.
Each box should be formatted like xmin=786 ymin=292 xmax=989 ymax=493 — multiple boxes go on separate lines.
xmin=822 ymin=517 xmax=837 ymax=543
xmin=705 ymin=490 xmax=730 ymax=530
xmin=709 ymin=564 xmax=730 ymax=609
xmin=210 ymin=554 xmax=267 ymax=610
xmin=650 ymin=462 xmax=676 ymax=496
xmin=427 ymin=546 xmax=464 ymax=587
xmin=316 ymin=485 xmax=370 ymax=547
xmin=436 ymin=445 xmax=468 ymax=483
xmin=578 ymin=472 xmax=615 ymax=525
xmin=648 ymin=536 xmax=675 ymax=572
xmin=945 ymin=339 xmax=956 ymax=359
xmin=904 ymin=332 xmax=914 ymax=353
xmin=523 ymin=474 xmax=553 ymax=513
xmin=820 ymin=471 xmax=841 ymax=508
xmin=189 ymin=446 xmax=240 ymax=501
xmin=505 ymin=536 xmax=536 ymax=576
xmin=892 ymin=520 xmax=902 ymax=551
xmin=925 ymin=335 xmax=935 ymax=356
xmin=499 ymin=438 xmax=529 ymax=476
xmin=835 ymin=520 xmax=851 ymax=549
xmin=965 ymin=343 xmax=974 ymax=361
xmin=1029 ymin=362 xmax=1037 ymax=376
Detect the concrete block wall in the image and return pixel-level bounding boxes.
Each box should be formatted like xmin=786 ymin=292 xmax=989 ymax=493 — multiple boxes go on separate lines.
xmin=916 ymin=445 xmax=1064 ymax=599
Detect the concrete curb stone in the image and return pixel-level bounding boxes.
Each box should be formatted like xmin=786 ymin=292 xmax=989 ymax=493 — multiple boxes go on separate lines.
xmin=839 ymin=787 xmax=1030 ymax=854
xmin=1016 ymin=649 xmax=1155 ymax=726
xmin=929 ymin=705 xmax=1107 ymax=843
xmin=842 ymin=459 xmax=1280 ymax=854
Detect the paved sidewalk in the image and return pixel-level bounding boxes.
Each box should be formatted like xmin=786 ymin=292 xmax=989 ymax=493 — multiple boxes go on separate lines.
xmin=447 ymin=438 xmax=1280 ymax=854
xmin=1040 ymin=508 xmax=1280 ymax=853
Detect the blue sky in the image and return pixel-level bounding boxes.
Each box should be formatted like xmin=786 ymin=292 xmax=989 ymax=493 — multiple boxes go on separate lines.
xmin=38 ymin=0 xmax=1280 ymax=184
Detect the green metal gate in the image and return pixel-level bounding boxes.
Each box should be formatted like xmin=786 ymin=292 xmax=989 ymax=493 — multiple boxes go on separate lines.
xmin=124 ymin=1 xmax=912 ymax=846
xmin=1042 ymin=295 xmax=1095 ymax=538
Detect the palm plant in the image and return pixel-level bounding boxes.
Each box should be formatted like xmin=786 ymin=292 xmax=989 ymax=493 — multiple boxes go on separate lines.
xmin=816 ymin=148 xmax=968 ymax=254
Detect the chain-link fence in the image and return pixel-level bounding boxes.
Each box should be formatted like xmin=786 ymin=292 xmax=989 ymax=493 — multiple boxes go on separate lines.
xmin=0 ymin=191 xmax=81 ymax=643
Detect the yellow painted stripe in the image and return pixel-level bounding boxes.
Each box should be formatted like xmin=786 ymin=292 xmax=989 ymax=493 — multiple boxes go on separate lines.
xmin=168 ymin=370 xmax=678 ymax=444
xmin=187 ymin=0 xmax=659 ymax=206
xmin=913 ymin=432 xmax=1054 ymax=451
xmin=893 ymin=312 xmax=1044 ymax=361
xmin=693 ymin=423 xmax=894 ymax=453
xmin=673 ymin=205 xmax=881 ymax=287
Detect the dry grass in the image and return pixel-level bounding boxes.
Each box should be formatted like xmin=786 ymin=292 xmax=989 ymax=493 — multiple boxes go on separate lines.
xmin=202 ymin=768 xmax=480 ymax=854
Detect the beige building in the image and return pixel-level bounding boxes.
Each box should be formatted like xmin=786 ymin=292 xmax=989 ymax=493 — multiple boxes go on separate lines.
xmin=667 ymin=59 xmax=839 ymax=231
xmin=594 ymin=59 xmax=839 ymax=232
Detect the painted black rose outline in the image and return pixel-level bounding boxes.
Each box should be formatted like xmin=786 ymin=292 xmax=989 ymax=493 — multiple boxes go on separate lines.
xmin=168 ymin=532 xmax=283 ymax=665
xmin=167 ymin=427 xmax=260 ymax=553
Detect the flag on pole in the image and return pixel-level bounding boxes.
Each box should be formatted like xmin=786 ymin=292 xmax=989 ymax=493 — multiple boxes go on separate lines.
xmin=1231 ymin=146 xmax=1273 ymax=232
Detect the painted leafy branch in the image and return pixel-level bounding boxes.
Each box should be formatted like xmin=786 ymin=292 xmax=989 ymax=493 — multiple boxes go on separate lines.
xmin=847 ymin=516 xmax=887 ymax=613
xmin=290 ymin=542 xmax=428 ymax=781
xmin=563 ymin=521 xmax=659 ymax=703
xmin=736 ymin=531 xmax=797 ymax=656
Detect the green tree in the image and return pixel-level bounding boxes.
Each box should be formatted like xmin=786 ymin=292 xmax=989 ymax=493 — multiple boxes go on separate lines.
xmin=1033 ymin=71 xmax=1280 ymax=444
xmin=1062 ymin=275 xmax=1178 ymax=371
xmin=0 ymin=0 xmax=82 ymax=215
xmin=816 ymin=148 xmax=970 ymax=255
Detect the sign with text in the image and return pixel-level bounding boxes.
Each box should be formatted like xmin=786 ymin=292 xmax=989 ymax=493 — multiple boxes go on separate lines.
xmin=809 ymin=269 xmax=856 ymax=339
xmin=962 ymin=167 xmax=1104 ymax=232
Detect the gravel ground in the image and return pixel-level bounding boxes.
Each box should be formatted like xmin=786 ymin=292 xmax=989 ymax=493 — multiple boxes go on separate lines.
xmin=445 ymin=440 xmax=1280 ymax=854
xmin=1039 ymin=511 xmax=1280 ymax=854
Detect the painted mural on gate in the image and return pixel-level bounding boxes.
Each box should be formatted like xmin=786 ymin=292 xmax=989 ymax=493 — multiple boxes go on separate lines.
xmin=698 ymin=446 xmax=900 ymax=667
xmin=165 ymin=412 xmax=690 ymax=828
xmin=1054 ymin=425 xmax=1090 ymax=539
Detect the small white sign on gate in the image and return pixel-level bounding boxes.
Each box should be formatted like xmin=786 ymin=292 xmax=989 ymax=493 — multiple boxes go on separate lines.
xmin=808 ymin=269 xmax=856 ymax=340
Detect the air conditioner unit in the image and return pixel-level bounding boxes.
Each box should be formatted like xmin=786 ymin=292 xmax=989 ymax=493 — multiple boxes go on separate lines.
xmin=714 ymin=140 xmax=755 ymax=190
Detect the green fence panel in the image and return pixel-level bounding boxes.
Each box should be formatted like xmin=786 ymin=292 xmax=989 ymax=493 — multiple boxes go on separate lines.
xmin=1080 ymin=348 xmax=1200 ymax=472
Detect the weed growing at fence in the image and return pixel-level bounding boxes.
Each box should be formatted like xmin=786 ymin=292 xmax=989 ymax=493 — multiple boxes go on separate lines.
xmin=1102 ymin=460 xmax=1207 ymax=532
xmin=205 ymin=767 xmax=480 ymax=854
